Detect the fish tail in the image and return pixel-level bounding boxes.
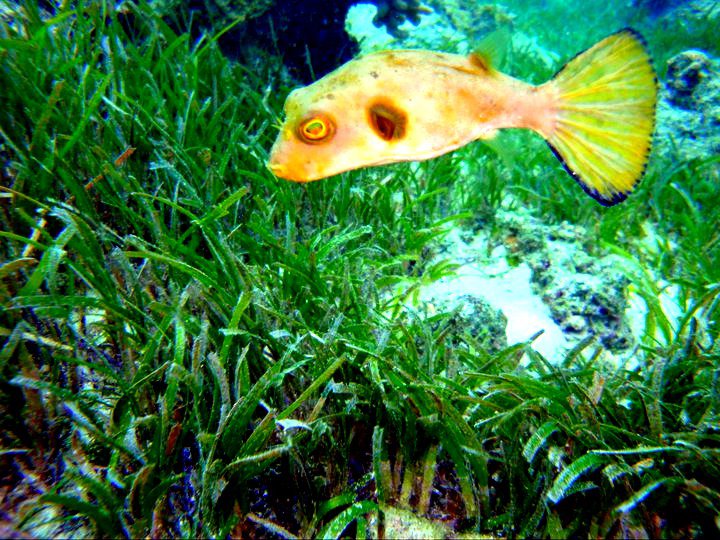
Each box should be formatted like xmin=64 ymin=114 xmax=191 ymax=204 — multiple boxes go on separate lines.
xmin=543 ymin=29 xmax=657 ymax=206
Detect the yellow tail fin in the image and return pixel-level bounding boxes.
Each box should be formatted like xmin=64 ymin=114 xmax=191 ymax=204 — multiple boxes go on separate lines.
xmin=545 ymin=29 xmax=657 ymax=206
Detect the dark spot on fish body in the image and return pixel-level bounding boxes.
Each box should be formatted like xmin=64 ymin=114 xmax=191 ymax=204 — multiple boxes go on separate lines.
xmin=368 ymin=99 xmax=408 ymax=141
xmin=375 ymin=114 xmax=396 ymax=140
xmin=324 ymin=93 xmax=335 ymax=100
xmin=370 ymin=71 xmax=379 ymax=79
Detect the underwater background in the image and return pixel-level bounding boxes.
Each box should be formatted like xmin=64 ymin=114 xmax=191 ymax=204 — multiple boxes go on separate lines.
xmin=0 ymin=0 xmax=719 ymax=537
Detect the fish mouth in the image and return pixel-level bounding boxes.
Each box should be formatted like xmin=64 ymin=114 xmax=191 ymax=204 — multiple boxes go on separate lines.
xmin=267 ymin=162 xmax=287 ymax=178
xmin=267 ymin=160 xmax=308 ymax=182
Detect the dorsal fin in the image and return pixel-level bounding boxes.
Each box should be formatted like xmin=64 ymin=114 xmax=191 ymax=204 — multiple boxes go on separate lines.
xmin=469 ymin=27 xmax=511 ymax=72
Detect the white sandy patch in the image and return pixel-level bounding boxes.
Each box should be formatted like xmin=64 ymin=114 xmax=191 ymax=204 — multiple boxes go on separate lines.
xmin=417 ymin=229 xmax=570 ymax=360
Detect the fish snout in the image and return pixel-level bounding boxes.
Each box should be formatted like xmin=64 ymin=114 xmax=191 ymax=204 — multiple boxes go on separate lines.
xmin=267 ymin=151 xmax=314 ymax=182
xmin=266 ymin=148 xmax=296 ymax=180
xmin=267 ymin=161 xmax=288 ymax=178
xmin=267 ymin=142 xmax=302 ymax=181
xmin=267 ymin=160 xmax=307 ymax=182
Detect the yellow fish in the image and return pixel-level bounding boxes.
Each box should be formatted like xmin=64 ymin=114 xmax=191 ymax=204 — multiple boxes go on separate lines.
xmin=267 ymin=29 xmax=657 ymax=206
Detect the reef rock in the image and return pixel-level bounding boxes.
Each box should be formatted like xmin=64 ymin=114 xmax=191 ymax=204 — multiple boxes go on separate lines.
xmin=347 ymin=2 xmax=463 ymax=54
xmin=665 ymin=49 xmax=715 ymax=108
xmin=346 ymin=1 xmax=558 ymax=79
xmin=424 ymin=1 xmax=516 ymax=43
xmin=539 ymin=265 xmax=632 ymax=350
xmin=403 ymin=205 xmax=638 ymax=363
xmin=495 ymin=212 xmax=635 ymax=352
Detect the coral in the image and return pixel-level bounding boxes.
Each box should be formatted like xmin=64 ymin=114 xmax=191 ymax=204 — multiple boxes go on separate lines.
xmin=371 ymin=0 xmax=431 ymax=39
xmin=665 ymin=49 xmax=714 ymax=108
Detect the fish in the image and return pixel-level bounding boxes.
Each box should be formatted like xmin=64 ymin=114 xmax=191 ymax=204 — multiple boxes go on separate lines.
xmin=267 ymin=28 xmax=657 ymax=206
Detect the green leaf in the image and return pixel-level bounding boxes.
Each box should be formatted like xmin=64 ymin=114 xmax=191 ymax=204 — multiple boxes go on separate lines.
xmin=314 ymin=225 xmax=372 ymax=262
xmin=615 ymin=478 xmax=682 ymax=514
xmin=195 ymin=187 xmax=250 ymax=225
xmin=39 ymin=492 xmax=118 ymax=536
xmin=58 ymin=72 xmax=113 ymax=159
xmin=18 ymin=232 xmax=72 ymax=296
xmin=523 ymin=421 xmax=559 ymax=464
xmin=219 ymin=291 xmax=251 ymax=366
xmin=372 ymin=426 xmax=388 ymax=503
xmin=218 ymin=357 xmax=285 ymax=458
xmin=0 ymin=257 xmax=37 ymax=280
xmin=316 ymin=501 xmax=377 ymax=540
xmin=125 ymin=250 xmax=220 ymax=291
xmin=547 ymin=453 xmax=607 ymax=504
xmin=277 ymin=354 xmax=347 ymax=421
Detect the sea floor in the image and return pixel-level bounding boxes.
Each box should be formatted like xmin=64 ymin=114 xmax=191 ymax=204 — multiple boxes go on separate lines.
xmin=406 ymin=207 xmax=686 ymax=371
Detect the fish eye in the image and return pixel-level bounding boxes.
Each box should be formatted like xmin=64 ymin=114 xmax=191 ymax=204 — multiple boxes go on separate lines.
xmin=303 ymin=120 xmax=327 ymax=139
xmin=298 ymin=115 xmax=334 ymax=143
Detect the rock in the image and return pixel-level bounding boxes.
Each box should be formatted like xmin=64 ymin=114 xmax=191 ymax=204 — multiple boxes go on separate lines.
xmin=491 ymin=210 xmax=635 ymax=353
xmin=656 ymin=49 xmax=720 ymax=163
xmin=425 ymin=1 xmax=515 ymax=43
xmin=403 ymin=205 xmax=640 ymax=363
xmin=381 ymin=505 xmax=448 ymax=539
xmin=541 ymin=267 xmax=633 ymax=350
xmin=665 ymin=49 xmax=714 ymax=108
xmin=421 ymin=293 xmax=508 ymax=353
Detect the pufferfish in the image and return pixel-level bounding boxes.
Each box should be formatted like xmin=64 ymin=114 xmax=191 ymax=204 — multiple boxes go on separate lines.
xmin=267 ymin=29 xmax=657 ymax=206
